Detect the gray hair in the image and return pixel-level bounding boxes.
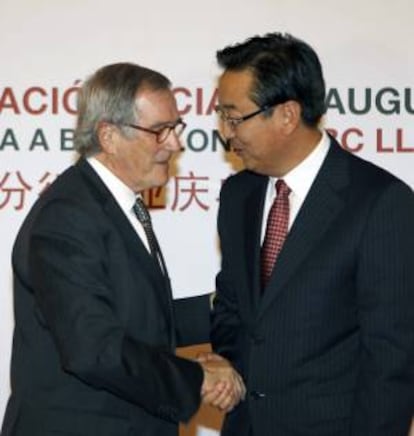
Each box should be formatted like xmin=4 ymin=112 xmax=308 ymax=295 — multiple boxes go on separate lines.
xmin=74 ymin=62 xmax=171 ymax=156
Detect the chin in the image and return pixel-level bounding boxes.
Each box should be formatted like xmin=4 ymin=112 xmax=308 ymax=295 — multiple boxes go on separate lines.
xmin=243 ymin=159 xmax=258 ymax=172
xmin=244 ymin=162 xmax=267 ymax=176
xmin=153 ymin=171 xmax=169 ymax=188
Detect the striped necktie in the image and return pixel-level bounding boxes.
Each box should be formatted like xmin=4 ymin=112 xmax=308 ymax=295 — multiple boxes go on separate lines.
xmin=133 ymin=197 xmax=165 ymax=272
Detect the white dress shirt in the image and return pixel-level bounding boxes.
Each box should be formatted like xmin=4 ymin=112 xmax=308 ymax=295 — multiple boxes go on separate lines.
xmin=260 ymin=130 xmax=330 ymax=243
xmin=87 ymin=157 xmax=151 ymax=253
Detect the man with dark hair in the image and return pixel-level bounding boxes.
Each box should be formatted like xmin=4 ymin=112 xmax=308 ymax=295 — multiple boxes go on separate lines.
xmin=1 ymin=62 xmax=244 ymax=436
xmin=210 ymin=33 xmax=414 ymax=435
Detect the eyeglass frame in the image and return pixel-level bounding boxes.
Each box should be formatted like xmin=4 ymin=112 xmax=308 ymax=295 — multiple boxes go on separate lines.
xmin=214 ymin=103 xmax=278 ymax=129
xmin=121 ymin=118 xmax=187 ymax=143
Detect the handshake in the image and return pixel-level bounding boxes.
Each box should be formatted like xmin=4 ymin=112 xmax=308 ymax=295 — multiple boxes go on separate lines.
xmin=197 ymin=352 xmax=246 ymax=413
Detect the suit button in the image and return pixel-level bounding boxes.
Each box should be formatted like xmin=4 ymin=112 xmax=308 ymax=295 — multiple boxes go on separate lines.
xmin=250 ymin=390 xmax=266 ymax=400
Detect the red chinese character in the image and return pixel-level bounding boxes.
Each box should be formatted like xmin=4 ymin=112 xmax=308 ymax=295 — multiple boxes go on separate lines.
xmin=0 ymin=171 xmax=32 ymax=210
xmin=38 ymin=172 xmax=57 ymax=195
xmin=142 ymin=186 xmax=166 ymax=209
xmin=171 ymin=171 xmax=209 ymax=211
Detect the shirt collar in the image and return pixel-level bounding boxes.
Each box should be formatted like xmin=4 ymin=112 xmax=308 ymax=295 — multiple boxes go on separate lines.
xmin=87 ymin=157 xmax=138 ymax=213
xmin=269 ymin=130 xmax=330 ymax=200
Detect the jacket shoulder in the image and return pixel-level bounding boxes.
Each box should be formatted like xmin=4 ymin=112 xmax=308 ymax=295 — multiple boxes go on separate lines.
xmin=221 ymin=170 xmax=265 ymax=197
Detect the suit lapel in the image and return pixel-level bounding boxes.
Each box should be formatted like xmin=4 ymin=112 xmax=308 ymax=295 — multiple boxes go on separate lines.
xmin=257 ymin=139 xmax=349 ymax=320
xmin=244 ymin=177 xmax=267 ymax=310
xmin=76 ymin=159 xmax=175 ymax=343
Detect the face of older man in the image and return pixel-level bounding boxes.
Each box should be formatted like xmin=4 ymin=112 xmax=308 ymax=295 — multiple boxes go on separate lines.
xmin=99 ymin=88 xmax=183 ymax=193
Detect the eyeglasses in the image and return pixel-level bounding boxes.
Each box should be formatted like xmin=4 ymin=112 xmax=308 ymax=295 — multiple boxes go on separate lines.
xmin=214 ymin=104 xmax=277 ymax=129
xmin=122 ymin=118 xmax=186 ymax=143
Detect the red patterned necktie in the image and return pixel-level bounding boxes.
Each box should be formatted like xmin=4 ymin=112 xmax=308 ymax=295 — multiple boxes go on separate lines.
xmin=260 ymin=179 xmax=291 ymax=289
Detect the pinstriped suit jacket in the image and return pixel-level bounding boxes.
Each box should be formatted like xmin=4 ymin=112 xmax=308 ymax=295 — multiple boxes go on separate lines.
xmin=211 ymin=136 xmax=414 ymax=436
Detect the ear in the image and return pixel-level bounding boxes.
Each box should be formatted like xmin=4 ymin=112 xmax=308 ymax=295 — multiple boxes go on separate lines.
xmin=279 ymin=100 xmax=302 ymax=134
xmin=97 ymin=122 xmax=117 ymax=154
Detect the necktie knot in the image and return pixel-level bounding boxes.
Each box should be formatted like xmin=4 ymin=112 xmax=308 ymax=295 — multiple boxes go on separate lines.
xmin=276 ymin=179 xmax=290 ymax=197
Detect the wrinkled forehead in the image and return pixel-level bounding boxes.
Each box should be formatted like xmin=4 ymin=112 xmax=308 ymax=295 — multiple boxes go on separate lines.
xmin=134 ymin=88 xmax=179 ymax=123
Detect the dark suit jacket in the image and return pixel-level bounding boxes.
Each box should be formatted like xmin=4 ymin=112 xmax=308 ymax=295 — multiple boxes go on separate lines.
xmin=1 ymin=159 xmax=209 ymax=436
xmin=211 ymin=136 xmax=414 ymax=436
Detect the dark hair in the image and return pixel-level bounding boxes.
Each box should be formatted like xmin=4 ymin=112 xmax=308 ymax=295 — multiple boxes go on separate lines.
xmin=74 ymin=62 xmax=171 ymax=156
xmin=216 ymin=32 xmax=326 ymax=126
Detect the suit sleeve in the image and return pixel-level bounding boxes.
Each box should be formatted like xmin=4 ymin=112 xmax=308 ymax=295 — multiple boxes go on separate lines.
xmin=351 ymin=182 xmax=414 ymax=435
xmin=28 ymin=199 xmax=203 ymax=423
xmin=174 ymin=294 xmax=211 ymax=347
xmin=210 ymin=180 xmax=243 ymax=369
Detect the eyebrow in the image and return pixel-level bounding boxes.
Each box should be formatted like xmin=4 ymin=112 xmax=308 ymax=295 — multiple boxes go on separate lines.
xmin=216 ymin=104 xmax=242 ymax=115
xmin=218 ymin=104 xmax=237 ymax=110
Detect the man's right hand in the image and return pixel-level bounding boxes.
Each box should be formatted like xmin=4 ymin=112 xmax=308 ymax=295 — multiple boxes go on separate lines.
xmin=198 ymin=352 xmax=245 ymax=413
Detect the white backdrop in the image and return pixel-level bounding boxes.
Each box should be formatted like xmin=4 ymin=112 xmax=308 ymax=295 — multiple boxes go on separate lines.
xmin=1 ymin=1 xmax=413 ymax=434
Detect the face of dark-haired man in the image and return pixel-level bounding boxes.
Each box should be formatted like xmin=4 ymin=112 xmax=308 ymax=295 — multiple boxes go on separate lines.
xmin=217 ymin=68 xmax=310 ymax=178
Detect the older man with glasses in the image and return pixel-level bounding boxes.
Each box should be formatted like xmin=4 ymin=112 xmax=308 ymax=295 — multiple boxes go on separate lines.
xmin=1 ymin=62 xmax=245 ymax=436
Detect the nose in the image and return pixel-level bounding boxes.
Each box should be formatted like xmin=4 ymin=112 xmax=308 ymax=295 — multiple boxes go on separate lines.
xmin=164 ymin=130 xmax=182 ymax=152
xmin=221 ymin=120 xmax=236 ymax=141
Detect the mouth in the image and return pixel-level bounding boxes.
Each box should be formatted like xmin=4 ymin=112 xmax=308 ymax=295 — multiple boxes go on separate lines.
xmin=228 ymin=139 xmax=244 ymax=156
xmin=156 ymin=160 xmax=170 ymax=166
xmin=232 ymin=146 xmax=244 ymax=156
